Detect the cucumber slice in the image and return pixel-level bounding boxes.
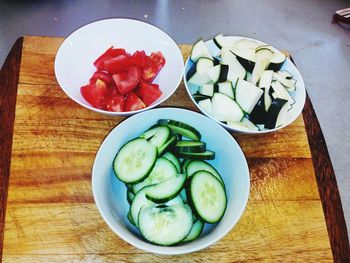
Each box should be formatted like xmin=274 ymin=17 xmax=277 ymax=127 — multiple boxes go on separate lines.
xmin=174 ymin=140 xmax=206 ymax=153
xmin=146 ymin=173 xmax=186 ymax=203
xmin=182 ymin=159 xmax=192 ymax=173
xmin=176 ymin=150 xmax=215 ymax=160
xmin=132 ymin=157 xmax=177 ymax=194
xmin=182 ymin=220 xmax=204 ymax=242
xmin=127 ymin=210 xmax=136 ymax=226
xmin=187 ymin=171 xmax=227 ymax=223
xmin=127 ymin=189 xmax=135 ymax=205
xmin=162 ymin=152 xmax=181 ymax=173
xmin=180 ymin=188 xmax=187 ymax=203
xmin=113 ymin=138 xmax=157 ymax=183
xmin=165 ymin=194 xmax=184 ymax=206
xmin=130 ymin=187 xmax=155 ymax=227
xmin=186 ymin=160 xmax=224 ymax=184
xmin=140 ymin=125 xmax=171 ymax=151
xmin=138 ymin=204 xmax=193 ymax=246
xmin=158 ymin=134 xmax=177 ymax=155
xmin=158 ymin=119 xmax=201 ymax=141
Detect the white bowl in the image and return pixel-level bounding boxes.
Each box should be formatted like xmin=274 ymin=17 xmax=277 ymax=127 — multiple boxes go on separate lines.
xmin=184 ymin=36 xmax=306 ymax=134
xmin=55 ymin=18 xmax=184 ymax=116
xmin=92 ymin=107 xmax=250 ymax=255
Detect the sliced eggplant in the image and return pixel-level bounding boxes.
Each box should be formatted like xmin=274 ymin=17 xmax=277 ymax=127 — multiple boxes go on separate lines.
xmin=213 ymin=33 xmax=236 ymax=49
xmin=241 ymin=117 xmax=259 ymax=131
xmin=206 ymin=64 xmax=228 ymax=83
xmin=251 ymin=47 xmax=274 ymax=85
xmin=193 ymin=93 xmax=211 ymax=102
xmin=217 ymin=81 xmax=234 ymax=99
xmin=264 ymin=85 xmax=272 ymax=111
xmin=249 ymin=91 xmax=266 ymax=124
xmin=190 ymin=40 xmax=213 ymax=62
xmin=245 ymin=72 xmax=252 ymax=82
xmin=199 ymin=84 xmax=214 ymax=97
xmin=264 ymin=98 xmax=289 ymax=129
xmin=235 ymin=78 xmax=264 ymax=114
xmin=267 ymin=52 xmax=287 ymax=71
xmin=198 ymin=98 xmax=214 ymax=117
xmin=186 ymin=57 xmax=214 ymax=81
xmin=270 ymin=81 xmax=295 ymax=107
xmin=212 ymin=92 xmax=244 ymax=122
xmin=258 ymin=70 xmax=273 ymax=89
xmin=273 ymin=72 xmax=297 ymax=91
xmin=277 ymin=70 xmax=293 ymax=79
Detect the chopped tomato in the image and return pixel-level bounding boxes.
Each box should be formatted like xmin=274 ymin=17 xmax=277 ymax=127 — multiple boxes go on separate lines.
xmin=81 ymin=79 xmax=108 ymax=109
xmin=141 ymin=57 xmax=159 ymax=83
xmin=112 ymin=65 xmax=141 ymax=95
xmin=124 ymin=92 xmax=146 ymax=111
xmin=94 ymin=47 xmax=127 ymax=69
xmin=135 ymin=81 xmax=162 ymax=106
xmin=105 ymin=95 xmax=124 ymax=112
xmin=89 ymin=71 xmax=113 ymax=85
xmin=100 ymin=55 xmax=131 ymax=74
xmin=150 ymin=51 xmax=166 ymax=67
xmin=130 ymin=50 xmax=146 ymax=68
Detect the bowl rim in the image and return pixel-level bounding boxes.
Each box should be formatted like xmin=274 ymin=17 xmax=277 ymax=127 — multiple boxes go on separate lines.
xmin=183 ymin=35 xmax=306 ymax=134
xmin=54 ymin=18 xmax=184 ymax=116
xmin=91 ymin=107 xmax=250 ymax=255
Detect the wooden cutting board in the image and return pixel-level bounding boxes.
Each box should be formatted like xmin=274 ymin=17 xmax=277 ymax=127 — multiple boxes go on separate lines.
xmin=0 ymin=36 xmax=349 ymax=262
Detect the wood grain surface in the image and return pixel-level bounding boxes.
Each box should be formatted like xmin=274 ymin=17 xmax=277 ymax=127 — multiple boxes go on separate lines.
xmin=0 ymin=36 xmax=348 ymax=262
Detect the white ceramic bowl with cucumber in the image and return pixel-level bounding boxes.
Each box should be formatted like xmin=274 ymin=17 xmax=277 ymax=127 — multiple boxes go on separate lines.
xmin=184 ymin=34 xmax=306 ymax=134
xmin=92 ymin=107 xmax=250 ymax=255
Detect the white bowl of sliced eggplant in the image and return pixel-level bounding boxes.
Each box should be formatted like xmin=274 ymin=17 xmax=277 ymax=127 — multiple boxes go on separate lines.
xmin=184 ymin=34 xmax=306 ymax=134
xmin=92 ymin=108 xmax=250 ymax=254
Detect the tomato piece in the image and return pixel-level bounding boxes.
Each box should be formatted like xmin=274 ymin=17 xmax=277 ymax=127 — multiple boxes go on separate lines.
xmin=141 ymin=57 xmax=159 ymax=83
xmin=124 ymin=92 xmax=146 ymax=111
xmin=80 ymin=79 xmax=108 ymax=109
xmin=94 ymin=47 xmax=127 ymax=68
xmin=150 ymin=51 xmax=166 ymax=67
xmin=135 ymin=81 xmax=162 ymax=106
xmin=89 ymin=71 xmax=113 ymax=85
xmin=130 ymin=50 xmax=146 ymax=68
xmin=100 ymin=55 xmax=131 ymax=74
xmin=105 ymin=95 xmax=124 ymax=112
xmin=112 ymin=65 xmax=141 ymax=95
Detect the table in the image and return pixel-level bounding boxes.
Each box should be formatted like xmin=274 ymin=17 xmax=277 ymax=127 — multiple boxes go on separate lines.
xmin=0 ymin=36 xmax=349 ymax=262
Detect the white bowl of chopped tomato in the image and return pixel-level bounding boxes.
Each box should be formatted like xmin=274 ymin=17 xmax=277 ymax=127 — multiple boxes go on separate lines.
xmin=55 ymin=18 xmax=184 ymax=115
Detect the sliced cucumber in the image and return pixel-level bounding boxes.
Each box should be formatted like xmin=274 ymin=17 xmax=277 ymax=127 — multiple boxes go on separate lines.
xmin=176 ymin=150 xmax=215 ymax=160
xmin=158 ymin=134 xmax=177 ymax=155
xmin=127 ymin=189 xmax=135 ymax=205
xmin=146 ymin=173 xmax=186 ymax=203
xmin=132 ymin=157 xmax=177 ymax=194
xmin=187 ymin=171 xmax=227 ymax=223
xmin=174 ymin=140 xmax=206 ymax=153
xmin=138 ymin=204 xmax=193 ymax=246
xmin=162 ymin=152 xmax=181 ymax=173
xmin=182 ymin=220 xmax=204 ymax=242
xmin=113 ymin=138 xmax=157 ymax=184
xmin=158 ymin=119 xmax=201 ymax=141
xmin=180 ymin=188 xmax=187 ymax=203
xmin=235 ymin=78 xmax=264 ymax=114
xmin=140 ymin=125 xmax=171 ymax=151
xmin=130 ymin=187 xmax=155 ymax=227
xmin=127 ymin=210 xmax=136 ymax=226
xmin=182 ymin=159 xmax=192 ymax=173
xmin=212 ymin=92 xmax=244 ymax=122
xmin=165 ymin=194 xmax=184 ymax=206
xmin=190 ymin=39 xmax=213 ymax=63
xmin=186 ymin=160 xmax=223 ymax=184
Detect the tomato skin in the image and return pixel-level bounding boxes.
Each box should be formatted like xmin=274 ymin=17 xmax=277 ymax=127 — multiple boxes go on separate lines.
xmin=100 ymin=55 xmax=131 ymax=74
xmin=112 ymin=65 xmax=141 ymax=95
xmin=150 ymin=51 xmax=166 ymax=67
xmin=135 ymin=81 xmax=162 ymax=106
xmin=93 ymin=47 xmax=127 ymax=69
xmin=130 ymin=50 xmax=146 ymax=68
xmin=81 ymin=79 xmax=108 ymax=109
xmin=105 ymin=95 xmax=124 ymax=112
xmin=124 ymin=92 xmax=146 ymax=111
xmin=89 ymin=71 xmax=113 ymax=85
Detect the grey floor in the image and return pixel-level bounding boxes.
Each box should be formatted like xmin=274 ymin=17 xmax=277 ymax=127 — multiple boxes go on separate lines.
xmin=1 ymin=0 xmax=349 ymax=239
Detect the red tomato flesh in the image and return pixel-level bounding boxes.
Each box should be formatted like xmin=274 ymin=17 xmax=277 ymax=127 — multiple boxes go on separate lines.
xmin=93 ymin=47 xmax=127 ymax=69
xmin=124 ymin=92 xmax=146 ymax=111
xmin=130 ymin=50 xmax=146 ymax=68
xmin=100 ymin=55 xmax=131 ymax=74
xmin=135 ymin=81 xmax=162 ymax=106
xmin=112 ymin=65 xmax=141 ymax=95
xmin=81 ymin=79 xmax=108 ymax=109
